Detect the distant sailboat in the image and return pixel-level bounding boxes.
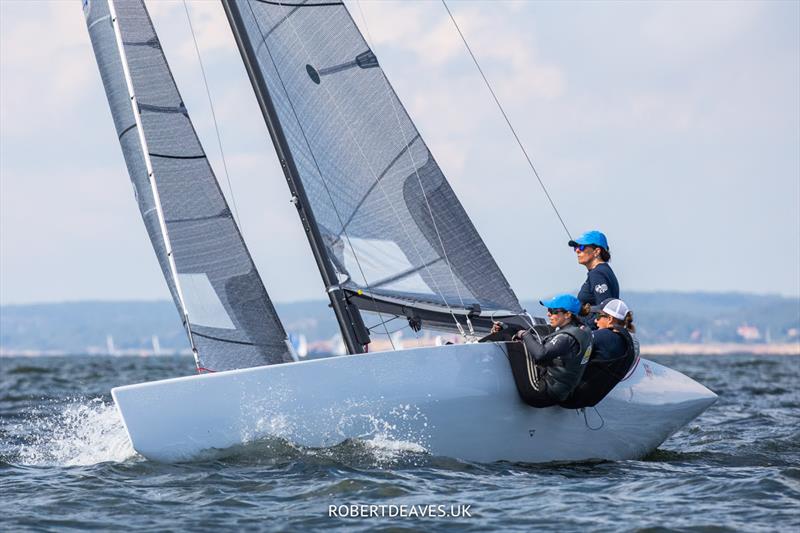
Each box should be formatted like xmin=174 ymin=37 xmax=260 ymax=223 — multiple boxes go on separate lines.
xmin=105 ymin=334 xmax=116 ymax=356
xmin=84 ymin=0 xmax=716 ymax=463
xmin=390 ymin=331 xmax=404 ymax=351
xmin=288 ymin=333 xmax=308 ymax=358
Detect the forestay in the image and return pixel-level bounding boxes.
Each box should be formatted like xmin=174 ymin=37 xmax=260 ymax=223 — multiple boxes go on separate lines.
xmin=227 ymin=0 xmax=523 ymax=330
xmin=85 ymin=0 xmax=293 ymax=371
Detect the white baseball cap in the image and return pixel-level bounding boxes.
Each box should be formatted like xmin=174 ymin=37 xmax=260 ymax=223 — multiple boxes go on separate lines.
xmin=591 ymin=298 xmax=630 ymax=320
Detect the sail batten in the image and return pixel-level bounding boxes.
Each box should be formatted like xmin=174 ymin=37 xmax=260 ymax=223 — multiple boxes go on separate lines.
xmin=149 ymin=153 xmax=207 ymax=160
xmin=85 ymin=0 xmax=293 ymax=370
xmin=226 ymin=0 xmax=523 ymax=333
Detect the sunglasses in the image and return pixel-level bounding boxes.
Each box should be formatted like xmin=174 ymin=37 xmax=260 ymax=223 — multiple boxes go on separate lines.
xmin=573 ymin=244 xmax=594 ymax=252
xmin=596 ymin=313 xmax=613 ymax=320
xmin=547 ymin=308 xmax=567 ymax=315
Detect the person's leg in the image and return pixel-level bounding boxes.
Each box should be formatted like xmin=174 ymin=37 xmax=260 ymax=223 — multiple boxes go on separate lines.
xmin=505 ymin=342 xmax=557 ymax=407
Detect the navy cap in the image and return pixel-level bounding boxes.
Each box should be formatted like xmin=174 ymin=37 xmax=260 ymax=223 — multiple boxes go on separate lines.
xmin=568 ymin=230 xmax=609 ymax=250
xmin=539 ymin=294 xmax=582 ymax=315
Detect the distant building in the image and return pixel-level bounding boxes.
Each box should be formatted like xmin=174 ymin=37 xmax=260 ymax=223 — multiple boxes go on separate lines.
xmin=736 ymin=324 xmax=761 ymax=341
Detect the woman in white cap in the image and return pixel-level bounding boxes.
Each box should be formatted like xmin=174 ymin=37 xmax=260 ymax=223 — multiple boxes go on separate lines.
xmin=560 ymin=298 xmax=639 ymax=409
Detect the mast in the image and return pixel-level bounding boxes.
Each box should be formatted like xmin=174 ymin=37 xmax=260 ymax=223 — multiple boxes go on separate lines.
xmin=221 ymin=0 xmax=370 ymax=354
xmin=107 ymin=0 xmax=201 ymax=368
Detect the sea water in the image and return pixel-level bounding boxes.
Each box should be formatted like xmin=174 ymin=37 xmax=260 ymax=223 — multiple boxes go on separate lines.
xmin=1 ymin=354 xmax=798 ymax=531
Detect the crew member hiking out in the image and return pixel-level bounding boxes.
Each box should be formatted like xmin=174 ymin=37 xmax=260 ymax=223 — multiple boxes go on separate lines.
xmin=570 ymin=230 xmax=619 ymax=324
xmin=493 ymin=294 xmax=593 ymax=408
xmin=561 ymin=298 xmax=639 ymax=409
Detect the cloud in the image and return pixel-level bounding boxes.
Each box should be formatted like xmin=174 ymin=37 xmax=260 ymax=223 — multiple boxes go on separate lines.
xmin=0 ymin=2 xmax=96 ymax=138
xmin=149 ymin=1 xmax=238 ymax=65
xmin=354 ymin=1 xmax=564 ymax=99
xmin=641 ymin=1 xmax=762 ymax=55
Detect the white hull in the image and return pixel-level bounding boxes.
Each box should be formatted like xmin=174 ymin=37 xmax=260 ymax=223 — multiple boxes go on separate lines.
xmin=112 ymin=343 xmax=717 ymax=463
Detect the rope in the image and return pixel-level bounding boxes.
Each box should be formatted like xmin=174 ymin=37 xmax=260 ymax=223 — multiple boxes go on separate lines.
xmin=521 ymin=335 xmax=540 ymax=388
xmin=582 ymin=407 xmax=605 ymax=431
xmin=182 ymin=0 xmax=244 ymax=232
xmin=441 ymin=0 xmax=572 ymax=241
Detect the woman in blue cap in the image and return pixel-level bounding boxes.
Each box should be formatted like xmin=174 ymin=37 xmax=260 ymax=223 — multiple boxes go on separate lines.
xmin=569 ymin=230 xmax=619 ymax=318
xmin=507 ymin=294 xmax=593 ymax=407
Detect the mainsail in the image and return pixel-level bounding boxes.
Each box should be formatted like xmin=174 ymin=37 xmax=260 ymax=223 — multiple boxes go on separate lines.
xmin=223 ymin=0 xmax=524 ymax=343
xmin=85 ymin=0 xmax=293 ymax=371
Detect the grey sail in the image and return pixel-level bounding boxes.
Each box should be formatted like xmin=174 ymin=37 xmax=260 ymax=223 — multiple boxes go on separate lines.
xmin=223 ymin=0 xmax=523 ymax=335
xmin=84 ymin=0 xmax=293 ymax=371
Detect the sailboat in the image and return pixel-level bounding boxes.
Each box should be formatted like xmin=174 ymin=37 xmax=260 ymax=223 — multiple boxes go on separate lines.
xmin=84 ymin=0 xmax=716 ymax=463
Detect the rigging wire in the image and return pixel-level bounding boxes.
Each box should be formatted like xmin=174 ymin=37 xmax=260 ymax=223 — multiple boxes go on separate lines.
xmin=354 ymin=0 xmax=472 ymax=338
xmin=441 ymin=0 xmax=573 ymax=241
xmin=370 ymin=323 xmax=409 ymax=336
xmin=182 ymin=0 xmax=244 ymax=232
xmin=366 ymin=314 xmax=401 ymax=333
xmin=245 ymin=0 xmax=396 ymax=350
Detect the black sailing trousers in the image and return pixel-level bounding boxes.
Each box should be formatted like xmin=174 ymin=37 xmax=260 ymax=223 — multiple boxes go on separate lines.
xmin=480 ymin=326 xmax=558 ymax=408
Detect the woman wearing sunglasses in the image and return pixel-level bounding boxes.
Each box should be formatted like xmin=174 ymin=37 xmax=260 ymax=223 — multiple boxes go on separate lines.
xmin=561 ymin=298 xmax=639 ymax=409
xmin=569 ymin=230 xmax=619 ymax=320
xmin=508 ymin=294 xmax=593 ymax=407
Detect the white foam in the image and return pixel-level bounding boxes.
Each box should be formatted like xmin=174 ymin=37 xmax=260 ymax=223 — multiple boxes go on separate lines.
xmin=364 ymin=433 xmax=428 ymax=462
xmin=16 ymin=397 xmax=135 ymax=466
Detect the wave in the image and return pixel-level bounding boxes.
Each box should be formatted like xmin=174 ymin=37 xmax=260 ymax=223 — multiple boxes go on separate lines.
xmin=11 ymin=397 xmax=135 ymax=466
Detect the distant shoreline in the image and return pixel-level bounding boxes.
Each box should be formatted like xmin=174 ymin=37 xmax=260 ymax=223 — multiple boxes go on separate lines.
xmin=2 ymin=342 xmax=798 ymax=357
xmin=640 ymin=343 xmax=799 ymax=356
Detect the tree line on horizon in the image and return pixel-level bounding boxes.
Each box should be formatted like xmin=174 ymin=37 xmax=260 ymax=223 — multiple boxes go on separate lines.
xmin=1 ymin=291 xmax=798 ymax=352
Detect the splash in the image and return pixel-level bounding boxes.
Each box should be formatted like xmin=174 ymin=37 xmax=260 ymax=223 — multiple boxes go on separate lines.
xmin=15 ymin=397 xmax=135 ymax=466
xmin=219 ymin=400 xmax=431 ymax=467
xmin=327 ymin=402 xmax=431 ymax=465
xmin=362 ymin=433 xmax=427 ymax=464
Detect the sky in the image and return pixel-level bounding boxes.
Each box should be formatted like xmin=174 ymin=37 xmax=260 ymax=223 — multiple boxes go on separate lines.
xmin=1 ymin=0 xmax=798 ymax=307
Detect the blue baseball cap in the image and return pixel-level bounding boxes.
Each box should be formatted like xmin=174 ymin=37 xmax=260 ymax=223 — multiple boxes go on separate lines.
xmin=539 ymin=294 xmax=582 ymax=315
xmin=568 ymin=230 xmax=609 ymax=250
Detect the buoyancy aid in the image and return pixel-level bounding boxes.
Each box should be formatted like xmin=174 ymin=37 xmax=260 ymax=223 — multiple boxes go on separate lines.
xmin=560 ymin=325 xmax=637 ymax=409
xmin=522 ymin=323 xmax=592 ymax=402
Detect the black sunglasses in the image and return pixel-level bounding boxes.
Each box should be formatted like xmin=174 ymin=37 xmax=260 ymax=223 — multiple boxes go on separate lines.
xmin=547 ymin=308 xmax=567 ymax=315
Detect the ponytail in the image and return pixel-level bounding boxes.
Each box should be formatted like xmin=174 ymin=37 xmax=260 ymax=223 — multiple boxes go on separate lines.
xmin=623 ymin=311 xmax=635 ymax=333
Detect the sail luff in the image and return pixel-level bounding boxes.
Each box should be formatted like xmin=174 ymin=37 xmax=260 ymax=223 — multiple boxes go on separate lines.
xmin=106 ymin=0 xmax=201 ymax=369
xmin=222 ymin=0 xmax=370 ymax=354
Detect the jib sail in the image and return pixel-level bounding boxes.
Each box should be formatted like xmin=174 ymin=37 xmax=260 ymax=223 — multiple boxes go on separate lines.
xmin=85 ymin=0 xmax=293 ymax=371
